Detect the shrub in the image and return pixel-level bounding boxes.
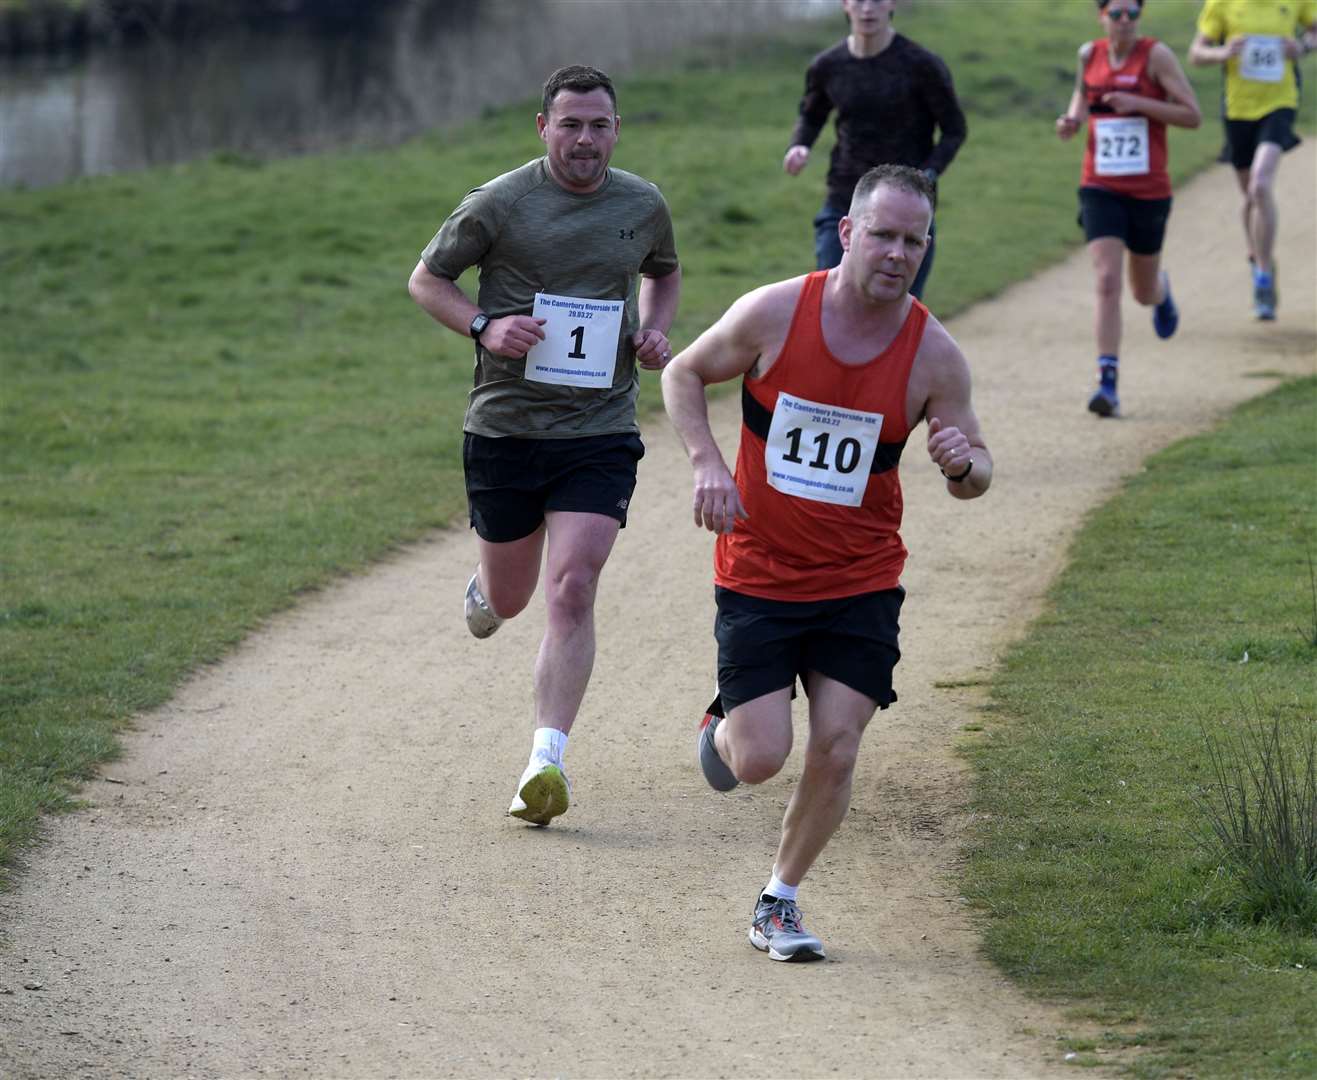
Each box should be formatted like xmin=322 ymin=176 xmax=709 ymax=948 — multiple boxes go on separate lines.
xmin=1196 ymin=707 xmax=1317 ymax=930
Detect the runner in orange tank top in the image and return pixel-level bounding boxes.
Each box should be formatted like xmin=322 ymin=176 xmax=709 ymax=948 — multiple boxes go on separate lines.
xmin=662 ymin=164 xmax=992 ymax=963
xmin=1056 ymin=0 xmax=1201 ymax=418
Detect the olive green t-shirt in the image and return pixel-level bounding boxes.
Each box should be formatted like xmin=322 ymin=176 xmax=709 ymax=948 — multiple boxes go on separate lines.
xmin=421 ymin=157 xmax=680 ymax=439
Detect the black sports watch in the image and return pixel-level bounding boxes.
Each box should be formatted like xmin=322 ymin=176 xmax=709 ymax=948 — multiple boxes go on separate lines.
xmin=468 ymin=312 xmax=491 ymax=341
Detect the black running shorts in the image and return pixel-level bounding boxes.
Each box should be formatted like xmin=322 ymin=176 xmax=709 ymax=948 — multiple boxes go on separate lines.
xmin=1077 ymin=186 xmax=1173 ymax=256
xmin=713 ymin=585 xmax=904 ymax=715
xmin=1225 ymin=108 xmax=1300 ymax=171
xmin=463 ymin=431 xmax=645 ymax=543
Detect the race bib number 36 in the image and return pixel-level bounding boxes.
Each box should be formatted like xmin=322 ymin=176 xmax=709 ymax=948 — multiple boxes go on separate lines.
xmin=1240 ymin=36 xmax=1285 ymax=83
xmin=524 ymin=292 xmax=624 ymax=389
xmin=764 ymin=392 xmax=882 ymax=508
xmin=1093 ymin=115 xmax=1150 ymax=177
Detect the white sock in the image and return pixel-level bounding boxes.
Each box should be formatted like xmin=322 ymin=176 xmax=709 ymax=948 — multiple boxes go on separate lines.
xmin=765 ymin=872 xmax=798 ymax=902
xmin=531 ymin=727 xmax=568 ymax=767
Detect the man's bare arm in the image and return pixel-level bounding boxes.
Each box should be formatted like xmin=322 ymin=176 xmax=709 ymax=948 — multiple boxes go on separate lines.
xmin=634 ymin=267 xmax=682 ymax=370
xmin=661 ymin=286 xmax=783 ymax=532
xmin=407 ymin=259 xmax=546 ymax=359
xmin=918 ymin=327 xmax=992 ymax=500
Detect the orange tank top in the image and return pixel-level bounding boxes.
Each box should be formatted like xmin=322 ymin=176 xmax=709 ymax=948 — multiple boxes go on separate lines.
xmin=714 ymin=271 xmax=925 ymax=601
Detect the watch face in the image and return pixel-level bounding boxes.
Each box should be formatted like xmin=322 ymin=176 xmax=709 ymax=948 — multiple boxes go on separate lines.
xmin=470 ymin=314 xmax=490 ymax=339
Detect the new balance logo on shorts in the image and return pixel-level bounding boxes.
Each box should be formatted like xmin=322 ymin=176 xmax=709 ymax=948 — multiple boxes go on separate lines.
xmin=616 ymin=498 xmax=629 ymax=510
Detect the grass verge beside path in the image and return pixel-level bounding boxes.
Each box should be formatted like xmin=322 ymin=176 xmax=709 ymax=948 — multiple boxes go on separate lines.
xmin=0 ymin=0 xmax=1305 ymax=884
xmin=965 ymin=378 xmax=1317 ymax=1079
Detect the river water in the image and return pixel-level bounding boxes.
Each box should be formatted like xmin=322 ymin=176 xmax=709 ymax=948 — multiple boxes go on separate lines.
xmin=0 ymin=0 xmax=834 ymax=189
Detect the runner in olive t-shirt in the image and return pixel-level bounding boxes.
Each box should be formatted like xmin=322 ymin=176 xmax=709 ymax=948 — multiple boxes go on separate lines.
xmin=408 ymin=65 xmax=681 ymax=828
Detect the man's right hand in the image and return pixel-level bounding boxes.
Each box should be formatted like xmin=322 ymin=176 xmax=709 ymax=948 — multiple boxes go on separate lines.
xmin=1055 ymin=114 xmax=1080 ymax=141
xmin=481 ymin=316 xmax=547 ymax=359
xmin=692 ymin=462 xmax=746 ymax=534
xmin=782 ymin=145 xmax=811 ymax=176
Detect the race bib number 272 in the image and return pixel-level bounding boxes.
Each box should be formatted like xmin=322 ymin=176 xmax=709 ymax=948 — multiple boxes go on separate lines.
xmin=1093 ymin=115 xmax=1150 ymax=177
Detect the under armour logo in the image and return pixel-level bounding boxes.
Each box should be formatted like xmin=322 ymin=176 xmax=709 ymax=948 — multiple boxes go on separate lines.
xmin=619 ymin=229 xmax=634 ymax=240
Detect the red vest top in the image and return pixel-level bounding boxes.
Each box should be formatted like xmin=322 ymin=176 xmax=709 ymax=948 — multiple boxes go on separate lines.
xmin=714 ymin=271 xmax=925 ymax=601
xmin=1081 ymin=37 xmax=1171 ymax=200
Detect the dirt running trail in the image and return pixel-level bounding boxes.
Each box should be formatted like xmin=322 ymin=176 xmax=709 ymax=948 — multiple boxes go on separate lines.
xmin=2 ymin=149 xmax=1314 ymax=1079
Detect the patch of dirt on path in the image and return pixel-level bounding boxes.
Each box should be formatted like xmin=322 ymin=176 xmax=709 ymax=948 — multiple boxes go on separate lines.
xmin=2 ymin=149 xmax=1313 ymax=1079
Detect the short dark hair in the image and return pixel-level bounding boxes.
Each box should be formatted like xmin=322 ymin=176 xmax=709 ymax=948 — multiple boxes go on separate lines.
xmin=849 ymin=164 xmax=936 ymax=218
xmin=1097 ymin=0 xmax=1143 ymax=9
xmin=542 ymin=65 xmax=617 ymax=116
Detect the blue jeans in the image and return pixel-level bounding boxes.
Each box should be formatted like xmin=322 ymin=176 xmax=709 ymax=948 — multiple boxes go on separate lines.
xmin=813 ymin=196 xmax=936 ymax=301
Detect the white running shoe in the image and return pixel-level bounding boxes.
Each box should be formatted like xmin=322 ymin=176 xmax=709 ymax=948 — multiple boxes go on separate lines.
xmin=507 ymin=758 xmax=571 ymax=827
xmin=464 ymin=571 xmax=504 ymax=639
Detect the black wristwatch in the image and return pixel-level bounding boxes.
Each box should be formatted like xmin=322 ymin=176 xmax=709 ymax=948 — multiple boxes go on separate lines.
xmin=941 ymin=458 xmax=973 ymax=483
xmin=468 ymin=312 xmax=491 ymax=341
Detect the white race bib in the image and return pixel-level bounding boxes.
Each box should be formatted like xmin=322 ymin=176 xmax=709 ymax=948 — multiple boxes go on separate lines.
xmin=764 ymin=392 xmax=882 ymax=508
xmin=524 ymin=292 xmax=624 ymax=389
xmin=1240 ymin=36 xmax=1285 ymax=83
xmin=1093 ymin=115 xmax=1150 ymax=177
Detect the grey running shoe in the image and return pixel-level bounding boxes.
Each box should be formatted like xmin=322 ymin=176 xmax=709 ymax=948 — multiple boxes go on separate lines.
xmin=464 ymin=571 xmax=504 ymax=639
xmin=698 ymin=713 xmax=739 ymax=792
xmin=507 ymin=760 xmax=570 ymax=827
xmin=749 ymin=894 xmax=826 ymax=962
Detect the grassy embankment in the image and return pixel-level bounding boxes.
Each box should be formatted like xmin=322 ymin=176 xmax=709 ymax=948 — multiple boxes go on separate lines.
xmin=1 ymin=2 xmax=1312 ymax=1069
xmin=966 ymin=377 xmax=1317 ymax=1078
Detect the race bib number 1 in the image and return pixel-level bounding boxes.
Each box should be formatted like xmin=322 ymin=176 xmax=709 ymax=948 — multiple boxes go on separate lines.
xmin=764 ymin=392 xmax=882 ymax=508
xmin=1240 ymin=36 xmax=1285 ymax=83
xmin=1093 ymin=115 xmax=1150 ymax=177
xmin=524 ymin=292 xmax=624 ymax=389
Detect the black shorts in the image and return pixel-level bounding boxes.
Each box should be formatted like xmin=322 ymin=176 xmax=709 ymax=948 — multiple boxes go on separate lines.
xmin=712 ymin=585 xmax=904 ymax=715
xmin=1077 ymin=187 xmax=1173 ymax=255
xmin=1225 ymin=108 xmax=1301 ymax=170
xmin=463 ymin=431 xmax=644 ymax=543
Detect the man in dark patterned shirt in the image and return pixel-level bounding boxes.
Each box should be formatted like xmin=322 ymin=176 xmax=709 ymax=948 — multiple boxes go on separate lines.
xmin=784 ymin=0 xmax=967 ymax=299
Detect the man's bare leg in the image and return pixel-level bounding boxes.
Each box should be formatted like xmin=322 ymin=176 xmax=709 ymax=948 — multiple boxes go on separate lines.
xmin=509 ymin=510 xmax=620 ymax=825
xmin=773 ymin=673 xmax=877 ymax=886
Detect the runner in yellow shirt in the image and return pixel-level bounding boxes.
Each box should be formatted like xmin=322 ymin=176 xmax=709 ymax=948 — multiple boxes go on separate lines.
xmin=1190 ymin=0 xmax=1317 ymax=319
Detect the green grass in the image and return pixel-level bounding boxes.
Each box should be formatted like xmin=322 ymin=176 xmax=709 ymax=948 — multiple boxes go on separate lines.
xmin=1 ymin=5 xmax=1314 ymax=1067
xmin=964 ymin=378 xmax=1317 ymax=1078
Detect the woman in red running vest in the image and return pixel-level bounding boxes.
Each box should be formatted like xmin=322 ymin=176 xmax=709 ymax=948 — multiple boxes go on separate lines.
xmin=1056 ymin=0 xmax=1201 ymax=418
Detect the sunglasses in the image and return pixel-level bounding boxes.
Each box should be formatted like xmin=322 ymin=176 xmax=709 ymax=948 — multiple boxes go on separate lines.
xmin=1104 ymin=6 xmax=1141 ymax=19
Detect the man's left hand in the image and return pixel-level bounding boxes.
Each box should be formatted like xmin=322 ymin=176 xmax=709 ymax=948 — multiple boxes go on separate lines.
xmin=927 ymin=416 xmax=972 ymax=475
xmin=634 ymin=329 xmax=673 ymax=370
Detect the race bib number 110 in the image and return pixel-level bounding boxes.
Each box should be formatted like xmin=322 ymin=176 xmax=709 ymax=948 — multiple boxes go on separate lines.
xmin=764 ymin=392 xmax=882 ymax=508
